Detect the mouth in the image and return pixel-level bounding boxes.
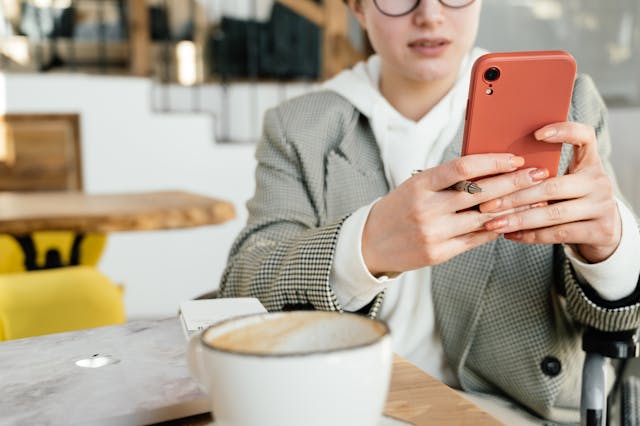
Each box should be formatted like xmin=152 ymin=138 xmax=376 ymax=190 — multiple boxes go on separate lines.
xmin=408 ymin=38 xmax=450 ymax=48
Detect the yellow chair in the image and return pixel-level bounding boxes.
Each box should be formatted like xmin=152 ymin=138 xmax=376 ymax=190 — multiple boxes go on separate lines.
xmin=0 ymin=232 xmax=106 ymax=273
xmin=0 ymin=266 xmax=125 ymax=341
xmin=0 ymin=233 xmax=125 ymax=341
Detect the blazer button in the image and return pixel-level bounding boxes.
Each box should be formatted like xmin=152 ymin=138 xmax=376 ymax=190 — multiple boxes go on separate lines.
xmin=541 ymin=356 xmax=562 ymax=377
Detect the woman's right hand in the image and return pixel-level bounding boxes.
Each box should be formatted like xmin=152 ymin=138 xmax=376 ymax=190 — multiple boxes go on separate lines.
xmin=361 ymin=153 xmax=550 ymax=276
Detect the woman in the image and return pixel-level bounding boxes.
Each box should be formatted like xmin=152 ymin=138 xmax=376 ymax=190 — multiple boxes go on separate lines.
xmin=220 ymin=0 xmax=640 ymax=422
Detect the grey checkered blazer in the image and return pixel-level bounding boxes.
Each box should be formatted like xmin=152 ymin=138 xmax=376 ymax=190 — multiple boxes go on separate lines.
xmin=219 ymin=74 xmax=640 ymax=422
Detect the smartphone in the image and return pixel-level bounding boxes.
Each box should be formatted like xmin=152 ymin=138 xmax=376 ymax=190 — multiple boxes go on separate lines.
xmin=462 ymin=51 xmax=577 ymax=177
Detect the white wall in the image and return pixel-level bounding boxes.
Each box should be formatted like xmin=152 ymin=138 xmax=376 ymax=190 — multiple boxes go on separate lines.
xmin=1 ymin=73 xmax=639 ymax=320
xmin=608 ymin=107 xmax=640 ymax=215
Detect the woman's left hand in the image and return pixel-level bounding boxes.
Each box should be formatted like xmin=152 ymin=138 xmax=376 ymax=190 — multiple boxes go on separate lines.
xmin=480 ymin=121 xmax=622 ymax=264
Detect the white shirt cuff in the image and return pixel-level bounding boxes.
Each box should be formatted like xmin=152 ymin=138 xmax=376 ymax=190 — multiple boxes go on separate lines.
xmin=564 ymin=198 xmax=640 ymax=301
xmin=330 ymin=201 xmax=401 ymax=311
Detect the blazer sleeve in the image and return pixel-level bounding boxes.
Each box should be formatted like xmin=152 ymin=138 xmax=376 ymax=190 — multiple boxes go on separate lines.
xmin=218 ymin=107 xmax=347 ymax=313
xmin=561 ymin=74 xmax=640 ymax=331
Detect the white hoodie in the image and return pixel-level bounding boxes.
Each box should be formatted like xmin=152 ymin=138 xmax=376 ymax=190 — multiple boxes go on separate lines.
xmin=322 ymin=50 xmax=640 ymax=384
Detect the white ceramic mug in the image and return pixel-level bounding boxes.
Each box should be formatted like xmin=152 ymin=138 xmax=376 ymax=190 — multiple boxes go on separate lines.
xmin=187 ymin=310 xmax=392 ymax=426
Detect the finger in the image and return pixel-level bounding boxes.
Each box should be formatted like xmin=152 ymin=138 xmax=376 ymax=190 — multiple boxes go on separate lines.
xmin=479 ymin=173 xmax=590 ymax=213
xmin=483 ymin=198 xmax=598 ymax=234
xmin=431 ymin=208 xmax=521 ymax=241
xmin=435 ymin=230 xmax=501 ymax=261
xmin=534 ymin=121 xmax=596 ymax=148
xmin=451 ymin=167 xmax=548 ymax=211
xmin=534 ymin=121 xmax=600 ymax=167
xmin=503 ymin=221 xmax=603 ymax=246
xmin=421 ymin=154 xmax=524 ymax=191
xmin=479 ymin=201 xmax=548 ymax=216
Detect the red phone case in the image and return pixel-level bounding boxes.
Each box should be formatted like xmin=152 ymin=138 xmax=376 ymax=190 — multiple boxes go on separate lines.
xmin=462 ymin=51 xmax=577 ymax=176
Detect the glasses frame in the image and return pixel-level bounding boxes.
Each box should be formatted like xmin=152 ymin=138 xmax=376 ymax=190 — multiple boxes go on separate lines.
xmin=373 ymin=0 xmax=476 ymax=17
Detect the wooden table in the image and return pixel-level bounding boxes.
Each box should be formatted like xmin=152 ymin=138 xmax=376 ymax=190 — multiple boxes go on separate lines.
xmin=0 ymin=190 xmax=236 ymax=270
xmin=165 ymin=355 xmax=503 ymax=426
xmin=385 ymin=355 xmax=502 ymax=425
xmin=0 ymin=190 xmax=235 ymax=234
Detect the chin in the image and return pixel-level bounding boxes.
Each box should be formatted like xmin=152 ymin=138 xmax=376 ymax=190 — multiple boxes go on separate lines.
xmin=409 ymin=64 xmax=454 ymax=83
xmin=411 ymin=52 xmax=467 ymax=83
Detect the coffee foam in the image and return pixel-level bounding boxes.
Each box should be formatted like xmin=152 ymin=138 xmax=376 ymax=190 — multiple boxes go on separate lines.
xmin=204 ymin=311 xmax=387 ymax=355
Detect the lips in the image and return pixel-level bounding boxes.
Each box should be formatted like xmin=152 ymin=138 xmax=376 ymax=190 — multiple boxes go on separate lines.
xmin=407 ymin=37 xmax=451 ymax=57
xmin=408 ymin=38 xmax=450 ymax=48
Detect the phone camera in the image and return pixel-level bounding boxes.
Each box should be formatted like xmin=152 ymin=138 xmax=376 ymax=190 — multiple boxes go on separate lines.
xmin=484 ymin=67 xmax=501 ymax=82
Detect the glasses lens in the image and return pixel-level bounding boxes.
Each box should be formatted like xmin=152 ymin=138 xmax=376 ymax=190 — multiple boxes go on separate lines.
xmin=374 ymin=0 xmax=420 ymax=16
xmin=440 ymin=0 xmax=476 ymax=8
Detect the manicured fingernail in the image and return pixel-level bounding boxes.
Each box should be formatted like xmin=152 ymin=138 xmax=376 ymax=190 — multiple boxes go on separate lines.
xmin=536 ymin=127 xmax=558 ymax=140
xmin=480 ymin=198 xmax=502 ymax=213
xmin=484 ymin=198 xmax=502 ymax=212
xmin=529 ymin=168 xmax=549 ymax=181
xmin=511 ymin=156 xmax=525 ymax=168
xmin=505 ymin=231 xmax=523 ymax=240
xmin=485 ymin=218 xmax=508 ymax=231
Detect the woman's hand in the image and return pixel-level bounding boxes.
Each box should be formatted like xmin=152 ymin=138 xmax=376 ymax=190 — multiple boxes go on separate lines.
xmin=361 ymin=153 xmax=549 ymax=276
xmin=480 ymin=122 xmax=622 ymax=264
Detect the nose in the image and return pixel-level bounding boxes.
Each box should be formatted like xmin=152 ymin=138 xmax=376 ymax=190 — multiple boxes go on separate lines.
xmin=413 ymin=0 xmax=445 ymax=27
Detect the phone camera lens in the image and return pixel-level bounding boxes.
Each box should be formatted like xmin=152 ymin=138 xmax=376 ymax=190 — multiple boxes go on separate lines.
xmin=484 ymin=67 xmax=500 ymax=82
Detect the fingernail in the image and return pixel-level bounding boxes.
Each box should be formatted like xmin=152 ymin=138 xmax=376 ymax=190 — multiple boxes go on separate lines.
xmin=511 ymin=156 xmax=525 ymax=168
xmin=480 ymin=198 xmax=502 ymax=213
xmin=485 ymin=218 xmax=508 ymax=231
xmin=531 ymin=202 xmax=547 ymax=208
xmin=536 ymin=127 xmax=558 ymax=140
xmin=529 ymin=168 xmax=549 ymax=181
xmin=505 ymin=231 xmax=523 ymax=240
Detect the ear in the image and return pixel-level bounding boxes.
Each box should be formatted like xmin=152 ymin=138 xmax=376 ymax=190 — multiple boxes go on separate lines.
xmin=346 ymin=0 xmax=367 ymax=30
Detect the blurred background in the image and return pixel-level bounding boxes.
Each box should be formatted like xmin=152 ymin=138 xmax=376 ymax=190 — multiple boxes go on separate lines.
xmin=0 ymin=0 xmax=638 ymax=320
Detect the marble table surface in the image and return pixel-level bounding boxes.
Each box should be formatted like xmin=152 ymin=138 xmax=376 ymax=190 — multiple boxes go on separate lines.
xmin=0 ymin=318 xmax=208 ymax=425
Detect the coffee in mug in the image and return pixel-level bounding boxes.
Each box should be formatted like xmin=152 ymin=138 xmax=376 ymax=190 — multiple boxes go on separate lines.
xmin=187 ymin=310 xmax=392 ymax=426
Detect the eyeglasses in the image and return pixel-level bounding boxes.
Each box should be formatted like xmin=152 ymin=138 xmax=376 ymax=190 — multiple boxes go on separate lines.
xmin=373 ymin=0 xmax=476 ymax=17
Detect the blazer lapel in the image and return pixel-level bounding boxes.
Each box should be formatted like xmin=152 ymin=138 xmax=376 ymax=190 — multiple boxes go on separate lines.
xmin=441 ymin=121 xmax=464 ymax=164
xmin=331 ymin=116 xmax=386 ymax=176
xmin=324 ymin=114 xmax=389 ymax=221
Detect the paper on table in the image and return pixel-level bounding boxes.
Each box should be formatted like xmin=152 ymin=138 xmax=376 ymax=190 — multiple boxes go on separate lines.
xmin=178 ymin=298 xmax=267 ymax=339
